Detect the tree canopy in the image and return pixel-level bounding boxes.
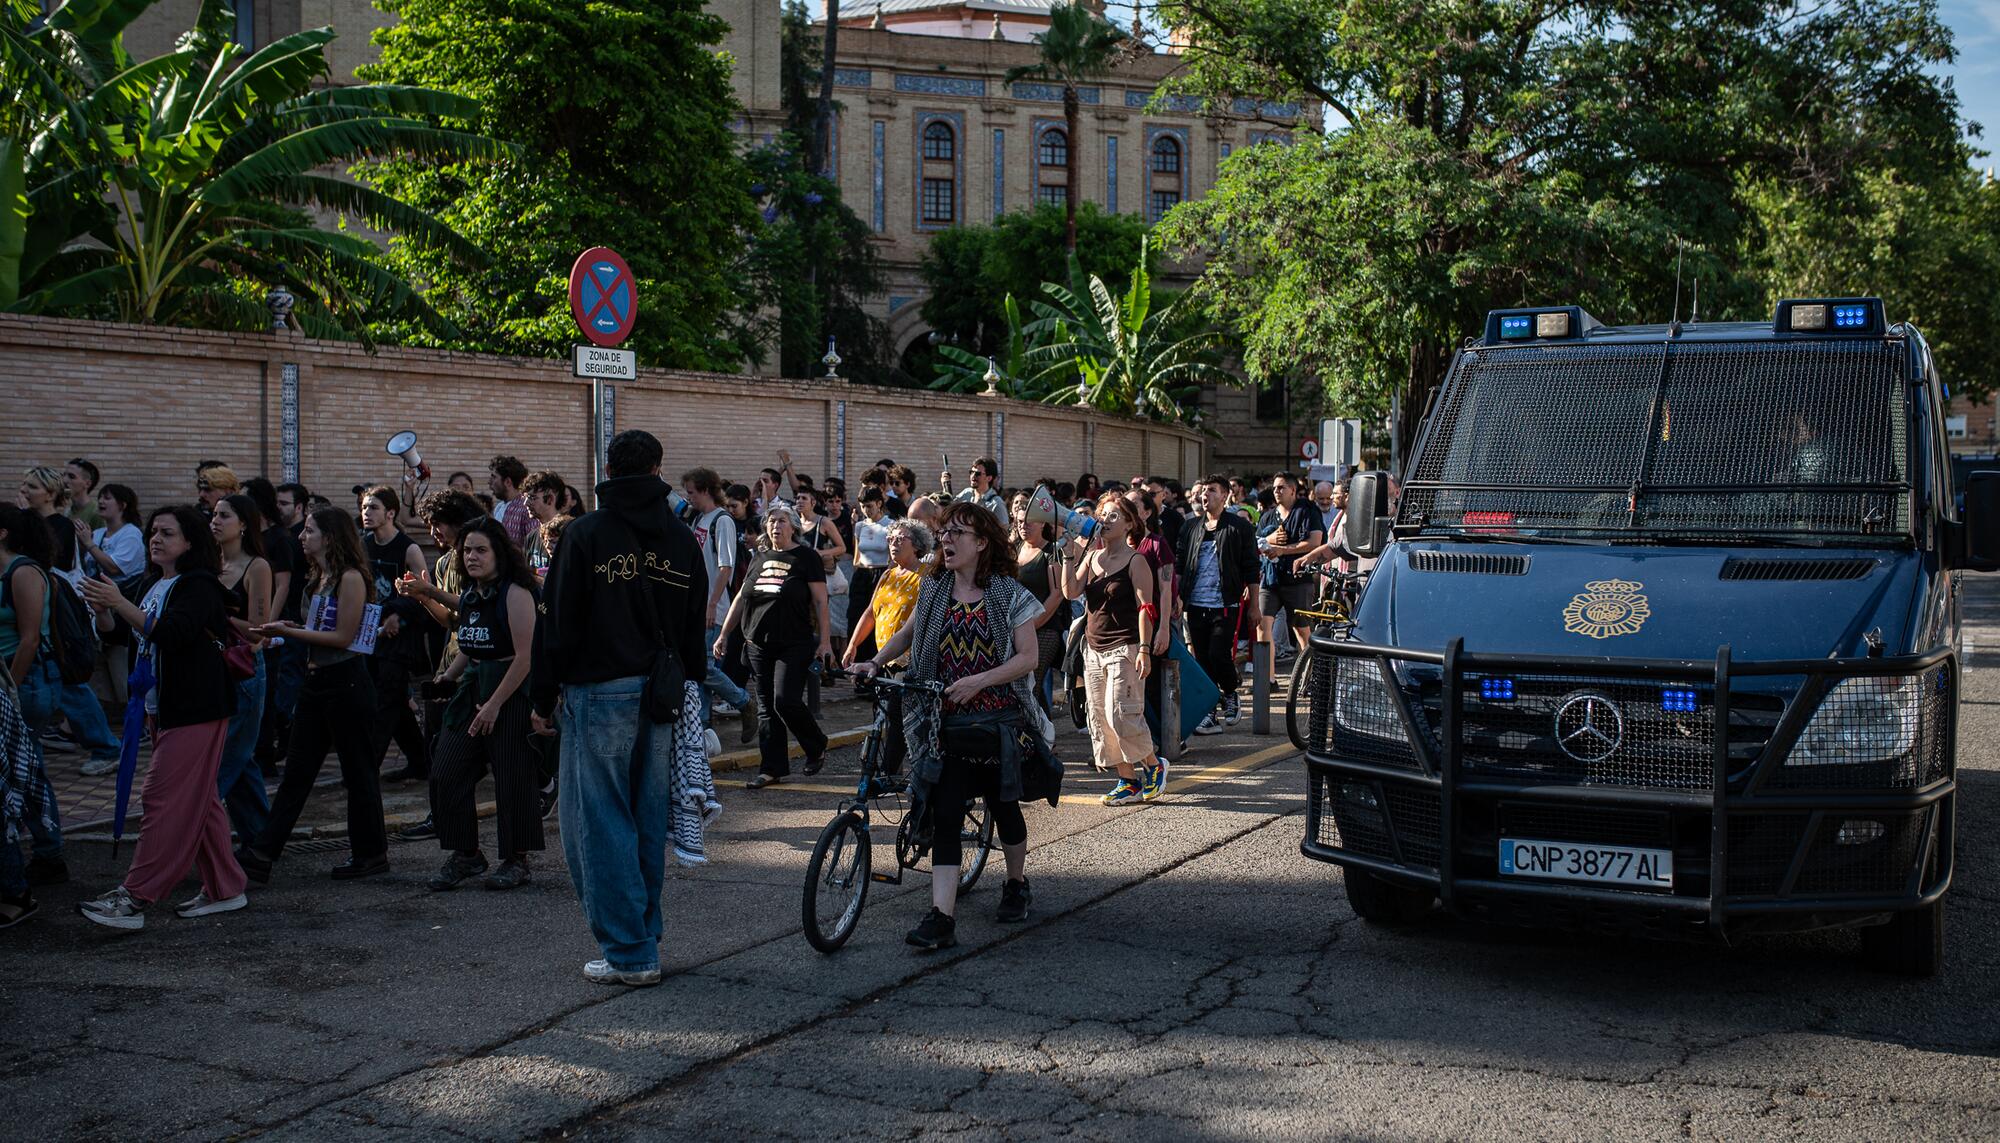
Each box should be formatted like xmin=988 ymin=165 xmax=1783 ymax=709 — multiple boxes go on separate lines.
xmin=359 ymin=0 xmax=759 ymax=368
xmin=1156 ymin=0 xmax=1997 ymax=440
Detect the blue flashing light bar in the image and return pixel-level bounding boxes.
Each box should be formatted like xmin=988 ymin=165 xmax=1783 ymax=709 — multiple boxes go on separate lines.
xmin=1832 ymin=304 xmax=1869 ymax=329
xmin=1774 ymin=297 xmax=1884 ymax=336
xmin=1661 ymin=687 xmax=1699 ymax=714
xmin=1482 ymin=306 xmax=1600 ymax=346
xmin=1499 ymin=315 xmax=1533 ymax=340
xmin=1480 ymin=677 xmax=1516 ymax=702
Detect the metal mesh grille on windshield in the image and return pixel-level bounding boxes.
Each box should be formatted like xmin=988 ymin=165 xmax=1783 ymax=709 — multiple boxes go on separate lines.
xmin=1402 ymin=338 xmax=1910 ymax=538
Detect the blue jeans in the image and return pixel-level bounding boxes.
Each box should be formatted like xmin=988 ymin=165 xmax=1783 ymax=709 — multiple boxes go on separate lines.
xmin=217 ymin=656 xmax=270 ymax=842
xmin=14 ymin=661 xmax=67 ymax=862
xmin=28 ymin=666 xmax=118 ymax=763
xmin=701 ymin=623 xmax=749 ymax=721
xmin=558 ymin=676 xmax=668 ymax=973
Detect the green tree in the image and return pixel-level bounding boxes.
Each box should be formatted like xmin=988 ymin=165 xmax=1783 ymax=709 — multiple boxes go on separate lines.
xmin=1005 ymin=3 xmax=1125 ymax=253
xmin=1156 ymin=0 xmax=1982 ymax=440
xmin=929 ymin=294 xmax=1058 ymax=398
xmin=3 ymin=0 xmax=497 ymax=334
xmin=1028 ymin=242 xmax=1236 ymax=422
xmin=916 ymin=201 xmax=1150 ymax=362
xmin=740 ymin=138 xmax=887 ymax=381
xmin=360 ymin=0 xmax=759 ymax=368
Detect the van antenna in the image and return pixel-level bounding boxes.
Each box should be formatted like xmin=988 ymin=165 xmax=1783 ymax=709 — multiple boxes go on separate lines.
xmin=1690 ymin=277 xmax=1700 ymax=325
xmin=1670 ymin=238 xmax=1684 ymax=325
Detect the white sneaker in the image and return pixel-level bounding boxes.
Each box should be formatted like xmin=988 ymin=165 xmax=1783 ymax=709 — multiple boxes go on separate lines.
xmin=1194 ymin=713 xmax=1225 ymax=736
xmin=703 ymin=728 xmax=722 ymax=758
xmin=79 ymin=757 xmax=118 ymax=778
xmin=174 ymin=892 xmax=248 ymax=919
xmin=583 ymin=959 xmax=662 ymax=987
xmin=712 ymin=702 xmax=741 ymax=718
xmin=78 ymin=886 xmax=145 ymax=931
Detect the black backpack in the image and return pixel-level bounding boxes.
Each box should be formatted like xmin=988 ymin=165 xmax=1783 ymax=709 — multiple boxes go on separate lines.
xmin=1 ymin=559 xmax=96 ymax=685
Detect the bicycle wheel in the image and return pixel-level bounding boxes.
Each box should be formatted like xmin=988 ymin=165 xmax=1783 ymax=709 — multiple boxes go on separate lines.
xmin=802 ymin=811 xmax=872 ymax=953
xmin=1287 ymin=645 xmax=1319 ymax=751
xmin=956 ymin=802 xmax=997 ymax=894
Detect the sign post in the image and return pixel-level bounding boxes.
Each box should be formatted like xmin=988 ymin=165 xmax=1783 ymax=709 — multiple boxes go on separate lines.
xmin=570 ymin=247 xmax=638 ymax=489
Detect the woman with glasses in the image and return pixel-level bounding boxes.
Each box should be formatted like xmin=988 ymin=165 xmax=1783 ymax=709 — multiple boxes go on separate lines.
xmin=853 ymin=502 xmax=1052 ymax=949
xmin=841 ymin=519 xmax=933 ymax=774
xmin=715 ymin=504 xmax=833 ymax=788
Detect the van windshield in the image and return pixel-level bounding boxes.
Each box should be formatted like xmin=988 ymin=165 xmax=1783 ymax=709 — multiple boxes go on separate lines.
xmin=1400 ymin=337 xmax=1912 ymax=543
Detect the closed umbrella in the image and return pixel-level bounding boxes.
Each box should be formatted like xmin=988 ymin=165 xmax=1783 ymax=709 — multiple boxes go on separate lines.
xmin=111 ymin=654 xmax=154 ymax=861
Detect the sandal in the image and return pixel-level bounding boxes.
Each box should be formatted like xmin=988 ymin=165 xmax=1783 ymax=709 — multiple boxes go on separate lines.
xmin=802 ymin=754 xmax=826 ymax=777
xmin=743 ymin=773 xmax=782 ymax=789
xmin=0 ymin=893 xmax=39 ymax=929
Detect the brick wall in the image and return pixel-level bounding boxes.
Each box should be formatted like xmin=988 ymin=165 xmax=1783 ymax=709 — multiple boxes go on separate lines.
xmin=0 ymin=314 xmax=1202 ymax=517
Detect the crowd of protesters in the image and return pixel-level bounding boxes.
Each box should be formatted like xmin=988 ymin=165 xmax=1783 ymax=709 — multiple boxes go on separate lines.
xmin=0 ymin=438 xmax=1365 ymax=974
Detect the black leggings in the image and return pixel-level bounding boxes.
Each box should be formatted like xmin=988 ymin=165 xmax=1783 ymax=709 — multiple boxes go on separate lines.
xmin=748 ymin=639 xmax=828 ymax=777
xmin=367 ymin=657 xmax=430 ymax=777
xmin=429 ymin=691 xmax=544 ymax=861
xmin=929 ymin=752 xmax=1027 ymax=867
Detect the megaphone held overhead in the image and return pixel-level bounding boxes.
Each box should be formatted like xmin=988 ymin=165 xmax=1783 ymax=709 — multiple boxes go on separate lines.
xmin=385 ymin=431 xmax=430 ymax=482
xmin=1025 ymin=484 xmax=1099 ymax=545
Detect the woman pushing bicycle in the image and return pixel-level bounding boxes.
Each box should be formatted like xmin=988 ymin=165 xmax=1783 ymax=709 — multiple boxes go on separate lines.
xmin=851 ymin=501 xmax=1055 ymax=951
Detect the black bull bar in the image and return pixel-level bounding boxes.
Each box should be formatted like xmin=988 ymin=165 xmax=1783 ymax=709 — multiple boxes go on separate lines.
xmin=1300 ymin=634 xmax=1956 ymax=939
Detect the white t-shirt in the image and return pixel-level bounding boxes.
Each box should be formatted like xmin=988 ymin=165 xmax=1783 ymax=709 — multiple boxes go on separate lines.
xmin=139 ymin=575 xmax=179 ymax=714
xmin=91 ymin=523 xmax=144 ymax=581
xmin=691 ymin=508 xmax=737 ymax=627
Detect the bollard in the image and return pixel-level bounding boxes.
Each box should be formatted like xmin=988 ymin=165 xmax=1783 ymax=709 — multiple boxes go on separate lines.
xmin=1159 ymin=653 xmax=1183 ymax=763
xmin=1251 ymin=640 xmax=1272 ymax=735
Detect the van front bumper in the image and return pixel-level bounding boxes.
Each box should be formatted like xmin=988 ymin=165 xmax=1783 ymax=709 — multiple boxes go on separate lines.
xmin=1299 ymin=636 xmax=1955 ymax=941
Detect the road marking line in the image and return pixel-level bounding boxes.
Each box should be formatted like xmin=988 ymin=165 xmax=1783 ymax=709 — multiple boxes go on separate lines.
xmin=746 ymin=740 xmax=1299 ymax=799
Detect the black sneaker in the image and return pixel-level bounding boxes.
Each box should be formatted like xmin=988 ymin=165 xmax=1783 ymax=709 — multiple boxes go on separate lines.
xmin=331 ymin=853 xmax=390 ymax=881
xmin=905 ymin=907 xmax=957 ymax=951
xmin=996 ymin=877 xmax=1031 ymax=924
xmin=427 ymin=851 xmax=488 ymax=891
xmin=398 ymin=815 xmax=438 ymax=841
xmin=25 ymin=856 xmax=69 ymax=887
xmin=483 ymin=858 xmax=531 ymax=891
xmin=0 ymin=891 xmax=38 ymax=929
xmin=538 ymin=785 xmax=559 ymax=821
xmin=802 ymin=752 xmax=826 ymax=777
xmin=234 ymin=846 xmax=272 ymax=886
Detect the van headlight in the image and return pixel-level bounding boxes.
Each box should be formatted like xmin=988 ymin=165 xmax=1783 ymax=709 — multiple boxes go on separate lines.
xmin=1334 ymin=659 xmax=1405 ymax=740
xmin=1788 ymin=676 xmax=1920 ymax=766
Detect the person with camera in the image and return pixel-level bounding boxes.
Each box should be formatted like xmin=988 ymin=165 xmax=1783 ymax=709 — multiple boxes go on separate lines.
xmin=237 ymin=507 xmax=386 ymax=883
xmin=76 ymin=506 xmax=246 ymax=930
xmin=717 ymin=504 xmax=833 ymax=788
xmin=530 ymin=430 xmax=707 ymax=988
xmin=852 ymin=502 xmax=1052 ymax=949
xmin=425 ymin=517 xmax=542 ymax=892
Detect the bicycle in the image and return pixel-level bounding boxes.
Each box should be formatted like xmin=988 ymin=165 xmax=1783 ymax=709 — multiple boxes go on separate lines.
xmin=801 ymin=672 xmax=997 ymax=952
xmin=1286 ymin=566 xmax=1369 ymax=750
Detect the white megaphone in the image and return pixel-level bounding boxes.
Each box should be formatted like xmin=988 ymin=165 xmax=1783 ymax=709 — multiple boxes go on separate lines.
xmin=1025 ymin=484 xmax=1099 ymax=544
xmin=385 ymin=431 xmax=430 ymax=483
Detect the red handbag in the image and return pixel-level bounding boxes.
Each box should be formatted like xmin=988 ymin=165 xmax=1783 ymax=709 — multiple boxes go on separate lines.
xmin=217 ymin=627 xmax=257 ymax=682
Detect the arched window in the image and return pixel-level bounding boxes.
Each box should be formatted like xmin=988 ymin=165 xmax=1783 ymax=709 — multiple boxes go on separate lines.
xmin=921 ymin=121 xmax=955 ymax=162
xmin=1149 ymin=135 xmax=1181 ymax=174
xmin=1038 ymin=127 xmax=1069 ymax=168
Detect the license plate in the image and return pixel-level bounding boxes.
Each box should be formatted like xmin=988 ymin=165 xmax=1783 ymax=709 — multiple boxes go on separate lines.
xmin=1499 ymin=838 xmax=1674 ymax=890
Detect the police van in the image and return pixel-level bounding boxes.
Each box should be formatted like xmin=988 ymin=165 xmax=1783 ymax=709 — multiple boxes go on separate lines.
xmin=1304 ymin=297 xmax=1995 ymax=976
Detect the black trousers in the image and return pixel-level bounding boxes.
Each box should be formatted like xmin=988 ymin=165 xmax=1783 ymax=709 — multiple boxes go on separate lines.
xmin=368 ymin=657 xmax=431 ymax=777
xmin=846 ymin=565 xmax=883 ymax=663
xmin=429 ymin=692 xmax=543 ymax=861
xmin=256 ymin=657 xmax=385 ymax=860
xmin=929 ymin=753 xmax=1027 ymax=867
xmin=1184 ymin=604 xmax=1241 ymax=701
xmin=747 ymin=640 xmax=827 ymax=777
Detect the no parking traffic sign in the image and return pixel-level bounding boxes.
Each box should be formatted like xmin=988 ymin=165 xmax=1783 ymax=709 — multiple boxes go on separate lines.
xmin=569 ymin=247 xmax=638 ymax=347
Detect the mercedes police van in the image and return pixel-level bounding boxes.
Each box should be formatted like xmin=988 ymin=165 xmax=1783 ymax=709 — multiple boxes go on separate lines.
xmin=1304 ymin=297 xmax=1997 ymax=976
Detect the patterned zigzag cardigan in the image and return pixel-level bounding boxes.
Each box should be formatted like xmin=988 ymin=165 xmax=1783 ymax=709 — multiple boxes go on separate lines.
xmin=899 ymin=574 xmax=1055 ymax=805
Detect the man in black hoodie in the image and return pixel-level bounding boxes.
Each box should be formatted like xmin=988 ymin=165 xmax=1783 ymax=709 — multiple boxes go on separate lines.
xmin=531 ymin=430 xmax=707 ymax=988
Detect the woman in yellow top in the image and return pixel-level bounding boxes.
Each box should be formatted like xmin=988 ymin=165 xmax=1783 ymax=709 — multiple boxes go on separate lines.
xmin=841 ymin=519 xmax=933 ymax=773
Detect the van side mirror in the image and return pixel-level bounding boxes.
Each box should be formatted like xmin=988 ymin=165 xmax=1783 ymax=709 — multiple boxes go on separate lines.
xmin=1961 ymin=470 xmax=2000 ymax=572
xmin=1345 ymin=472 xmax=1392 ymax=559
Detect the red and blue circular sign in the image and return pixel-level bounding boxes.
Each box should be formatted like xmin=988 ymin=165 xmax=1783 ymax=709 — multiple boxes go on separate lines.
xmin=569 ymin=247 xmax=638 ymax=347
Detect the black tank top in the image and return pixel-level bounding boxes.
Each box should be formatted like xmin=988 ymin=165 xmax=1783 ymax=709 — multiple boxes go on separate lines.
xmin=455 ymin=583 xmax=517 ymax=661
xmin=1083 ymin=555 xmax=1142 ymax=652
xmin=365 ymin=531 xmax=416 ymax=605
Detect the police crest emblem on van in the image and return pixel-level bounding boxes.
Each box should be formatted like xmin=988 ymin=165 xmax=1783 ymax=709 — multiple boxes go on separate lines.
xmin=1562 ymin=579 xmax=1651 ymax=639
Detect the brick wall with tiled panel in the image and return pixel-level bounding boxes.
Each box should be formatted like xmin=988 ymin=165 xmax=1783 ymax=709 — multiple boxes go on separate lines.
xmin=0 ymin=315 xmax=1199 ymax=516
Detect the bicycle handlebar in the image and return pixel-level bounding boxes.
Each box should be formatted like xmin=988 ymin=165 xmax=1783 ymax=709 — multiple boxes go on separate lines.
xmin=1298 ymin=564 xmax=1371 ymax=584
xmin=843 ymin=669 xmax=946 ymax=697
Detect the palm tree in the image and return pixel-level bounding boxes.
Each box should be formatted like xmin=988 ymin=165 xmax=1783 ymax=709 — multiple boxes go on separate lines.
xmin=1028 ymin=239 xmax=1235 ymax=423
xmin=4 ymin=0 xmax=505 ymax=336
xmin=1005 ymin=3 xmax=1124 ymax=254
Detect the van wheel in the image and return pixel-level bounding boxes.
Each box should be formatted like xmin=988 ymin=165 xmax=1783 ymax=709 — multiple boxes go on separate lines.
xmin=1860 ymin=900 xmax=1943 ymax=978
xmin=1344 ymin=869 xmax=1435 ymax=925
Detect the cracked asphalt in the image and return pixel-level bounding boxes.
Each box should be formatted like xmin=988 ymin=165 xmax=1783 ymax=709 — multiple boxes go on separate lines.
xmin=5 ymin=581 xmax=1999 ymax=1141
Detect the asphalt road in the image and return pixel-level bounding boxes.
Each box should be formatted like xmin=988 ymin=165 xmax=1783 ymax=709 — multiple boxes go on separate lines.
xmin=4 ymin=585 xmax=1998 ymax=1141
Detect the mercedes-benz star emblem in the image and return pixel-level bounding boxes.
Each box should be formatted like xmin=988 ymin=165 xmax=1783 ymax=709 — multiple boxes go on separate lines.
xmin=1554 ymin=691 xmax=1625 ymax=763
